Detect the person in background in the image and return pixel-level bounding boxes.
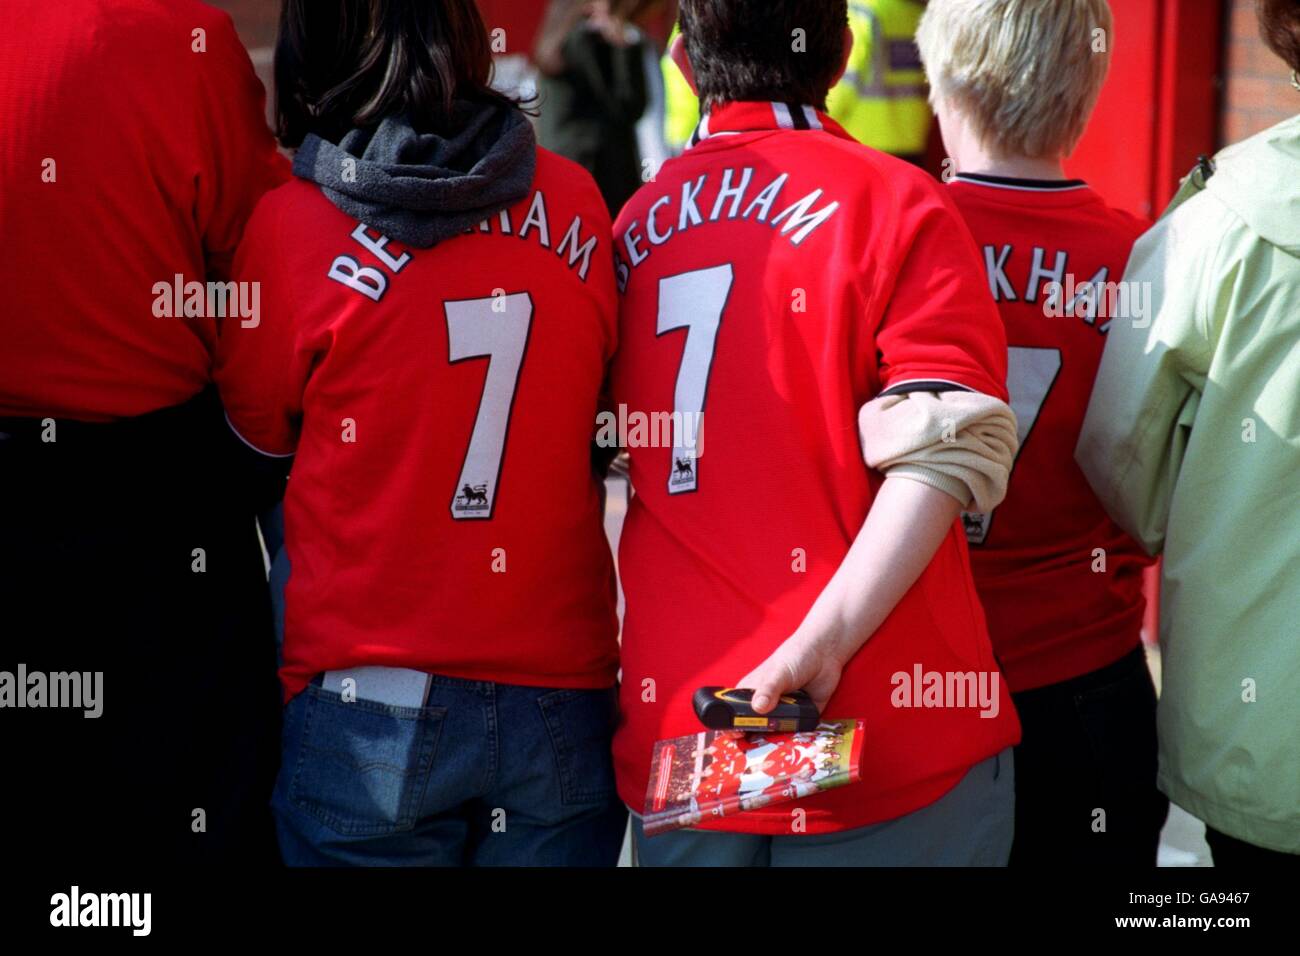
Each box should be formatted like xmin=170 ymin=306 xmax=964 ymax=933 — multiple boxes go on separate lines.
xmin=535 ymin=0 xmax=658 ymax=215
xmin=218 ymin=0 xmax=625 ymax=866
xmin=917 ymin=0 xmax=1167 ymax=866
xmin=1077 ymin=0 xmax=1300 ymax=868
xmin=0 ymin=0 xmax=287 ymax=865
xmin=827 ymin=0 xmax=931 ymax=163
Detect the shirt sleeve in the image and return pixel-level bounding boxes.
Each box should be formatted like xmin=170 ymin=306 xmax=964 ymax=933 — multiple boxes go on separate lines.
xmin=194 ymin=11 xmax=291 ymax=282
xmin=1075 ymin=195 xmax=1225 ymax=555
xmin=214 ymin=197 xmax=308 ymax=458
xmin=859 ymin=390 xmax=1019 ymax=511
xmin=872 ymin=177 xmax=1009 ymax=401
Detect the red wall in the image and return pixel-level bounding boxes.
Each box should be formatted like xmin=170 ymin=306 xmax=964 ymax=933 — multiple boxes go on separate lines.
xmin=475 ymin=0 xmax=547 ymax=57
xmin=1067 ymin=0 xmax=1222 ymax=220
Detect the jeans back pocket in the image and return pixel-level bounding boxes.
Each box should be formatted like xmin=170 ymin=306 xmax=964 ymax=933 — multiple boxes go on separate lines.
xmin=538 ymin=686 xmax=619 ymax=807
xmin=287 ymin=685 xmax=446 ymax=837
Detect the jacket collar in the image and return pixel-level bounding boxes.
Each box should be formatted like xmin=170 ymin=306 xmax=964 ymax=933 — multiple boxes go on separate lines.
xmin=686 ymin=101 xmax=851 ymax=150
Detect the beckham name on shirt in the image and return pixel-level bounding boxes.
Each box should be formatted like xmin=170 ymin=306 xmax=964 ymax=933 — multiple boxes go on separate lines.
xmin=327 ymin=189 xmax=603 ymax=302
xmin=614 ymin=167 xmax=840 ymax=291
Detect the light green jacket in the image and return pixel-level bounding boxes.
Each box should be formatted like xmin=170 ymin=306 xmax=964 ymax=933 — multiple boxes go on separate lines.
xmin=1077 ymin=114 xmax=1300 ymax=853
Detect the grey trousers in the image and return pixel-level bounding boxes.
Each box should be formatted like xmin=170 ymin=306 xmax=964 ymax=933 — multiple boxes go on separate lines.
xmin=632 ymin=747 xmax=1014 ymax=867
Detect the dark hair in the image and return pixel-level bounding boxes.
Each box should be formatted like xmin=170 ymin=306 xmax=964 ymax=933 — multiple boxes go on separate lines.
xmin=275 ymin=0 xmax=515 ymax=148
xmin=1258 ymin=0 xmax=1300 ymax=73
xmin=678 ymin=0 xmax=848 ymax=111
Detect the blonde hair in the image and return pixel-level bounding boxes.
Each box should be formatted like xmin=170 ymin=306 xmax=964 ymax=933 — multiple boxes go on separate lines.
xmin=916 ymin=0 xmax=1114 ymax=158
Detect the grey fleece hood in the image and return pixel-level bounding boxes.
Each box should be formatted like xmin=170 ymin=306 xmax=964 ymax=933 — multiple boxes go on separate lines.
xmin=293 ymin=99 xmax=536 ymax=249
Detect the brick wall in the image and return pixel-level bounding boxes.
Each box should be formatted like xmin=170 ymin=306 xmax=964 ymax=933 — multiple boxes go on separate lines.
xmin=1221 ymin=0 xmax=1299 ymax=145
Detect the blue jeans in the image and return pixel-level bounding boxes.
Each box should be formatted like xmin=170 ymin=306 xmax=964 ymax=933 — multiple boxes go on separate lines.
xmin=632 ymin=748 xmax=1015 ymax=866
xmin=273 ymin=671 xmax=627 ymax=866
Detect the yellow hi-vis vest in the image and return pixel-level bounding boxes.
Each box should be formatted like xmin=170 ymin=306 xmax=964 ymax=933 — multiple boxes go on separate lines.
xmin=826 ymin=0 xmax=931 ymax=156
xmin=662 ymin=25 xmax=700 ymax=154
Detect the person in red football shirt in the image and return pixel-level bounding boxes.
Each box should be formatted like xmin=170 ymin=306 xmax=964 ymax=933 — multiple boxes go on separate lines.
xmin=215 ymin=0 xmax=625 ymax=866
xmin=611 ymin=0 xmax=1022 ymax=866
xmin=916 ymin=0 xmax=1168 ymax=865
xmin=0 ymin=0 xmax=288 ymax=864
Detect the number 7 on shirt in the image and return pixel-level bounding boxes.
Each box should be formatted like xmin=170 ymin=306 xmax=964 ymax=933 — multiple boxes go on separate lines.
xmin=657 ymin=264 xmax=733 ymax=494
xmin=445 ymin=292 xmax=533 ymax=520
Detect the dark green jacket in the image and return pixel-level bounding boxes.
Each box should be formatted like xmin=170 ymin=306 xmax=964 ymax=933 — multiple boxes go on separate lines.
xmin=536 ymin=25 xmax=648 ymax=216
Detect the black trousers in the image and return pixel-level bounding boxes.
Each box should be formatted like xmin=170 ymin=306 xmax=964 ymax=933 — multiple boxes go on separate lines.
xmin=1205 ymin=827 xmax=1300 ymax=870
xmin=1009 ymin=646 xmax=1169 ymax=866
xmin=0 ymin=390 xmax=283 ymax=866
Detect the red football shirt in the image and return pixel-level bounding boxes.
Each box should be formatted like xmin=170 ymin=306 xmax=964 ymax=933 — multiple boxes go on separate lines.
xmin=216 ymin=149 xmax=620 ymax=699
xmin=610 ymin=101 xmax=1021 ymax=835
xmin=0 ymin=0 xmax=288 ymax=420
xmin=946 ymin=174 xmax=1153 ymax=692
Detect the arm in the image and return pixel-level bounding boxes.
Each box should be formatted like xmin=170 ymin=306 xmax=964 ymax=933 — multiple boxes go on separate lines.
xmin=194 ymin=11 xmax=290 ymax=280
xmin=535 ymin=0 xmax=589 ymax=76
xmin=214 ymin=199 xmax=308 ymax=467
xmin=1075 ymin=198 xmax=1222 ymax=554
xmin=742 ymin=174 xmax=1017 ymax=714
xmin=740 ymin=476 xmax=961 ymax=714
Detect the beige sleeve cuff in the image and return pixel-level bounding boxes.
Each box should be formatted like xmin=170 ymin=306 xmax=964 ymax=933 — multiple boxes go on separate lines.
xmin=858 ymin=390 xmax=1020 ymax=512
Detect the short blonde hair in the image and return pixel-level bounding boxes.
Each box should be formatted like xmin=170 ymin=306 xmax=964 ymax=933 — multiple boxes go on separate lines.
xmin=916 ymin=0 xmax=1113 ymax=158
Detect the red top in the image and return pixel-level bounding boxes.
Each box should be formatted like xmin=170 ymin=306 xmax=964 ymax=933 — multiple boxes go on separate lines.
xmin=216 ymin=149 xmax=620 ymax=699
xmin=0 ymin=0 xmax=288 ymax=420
xmin=946 ymin=174 xmax=1153 ymax=692
xmin=610 ymin=101 xmax=1021 ymax=834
